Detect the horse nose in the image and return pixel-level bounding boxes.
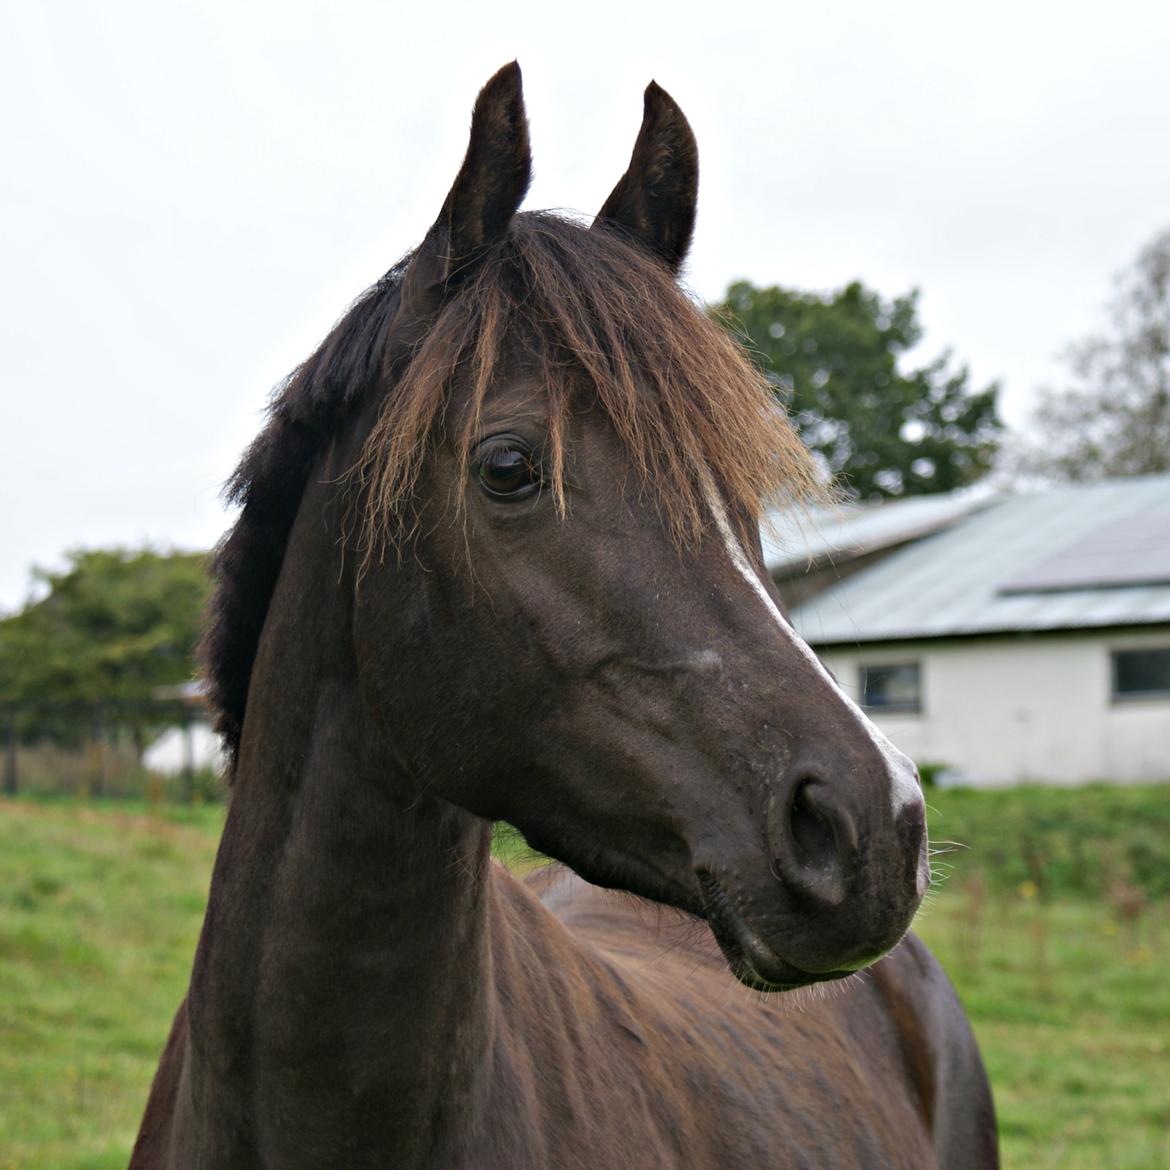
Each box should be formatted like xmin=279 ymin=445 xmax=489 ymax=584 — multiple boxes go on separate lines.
xmin=767 ymin=767 xmax=929 ymax=913
xmin=766 ymin=776 xmax=859 ymax=909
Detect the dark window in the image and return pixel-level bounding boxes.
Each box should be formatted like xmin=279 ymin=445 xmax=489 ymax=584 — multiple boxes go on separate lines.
xmin=859 ymin=663 xmax=922 ymax=713
xmin=1112 ymin=648 xmax=1170 ymax=700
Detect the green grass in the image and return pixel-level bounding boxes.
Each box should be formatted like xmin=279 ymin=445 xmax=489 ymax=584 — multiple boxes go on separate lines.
xmin=914 ymin=784 xmax=1170 ymax=1170
xmin=1 ymin=787 xmax=1167 ymax=1168
xmin=923 ymin=781 xmax=1170 ymax=899
xmin=915 ymin=889 xmax=1170 ymax=1169
xmin=0 ymin=798 xmax=225 ymax=1170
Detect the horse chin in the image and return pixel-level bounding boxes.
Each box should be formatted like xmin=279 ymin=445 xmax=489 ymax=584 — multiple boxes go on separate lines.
xmin=696 ymin=869 xmax=859 ymax=993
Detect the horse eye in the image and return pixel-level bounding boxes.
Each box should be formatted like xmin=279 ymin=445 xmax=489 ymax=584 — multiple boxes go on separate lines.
xmin=476 ymin=441 xmax=541 ymax=500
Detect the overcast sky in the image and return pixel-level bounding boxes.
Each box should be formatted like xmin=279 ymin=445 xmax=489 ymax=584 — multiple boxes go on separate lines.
xmin=3 ymin=0 xmax=1169 ymax=612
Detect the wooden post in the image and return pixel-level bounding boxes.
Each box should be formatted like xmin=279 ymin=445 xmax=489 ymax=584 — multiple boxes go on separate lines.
xmin=3 ymin=709 xmax=16 ymax=797
xmin=91 ymin=706 xmax=107 ymax=798
xmin=181 ymin=712 xmax=195 ymax=803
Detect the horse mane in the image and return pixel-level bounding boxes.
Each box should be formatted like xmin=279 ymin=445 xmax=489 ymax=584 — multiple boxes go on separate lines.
xmin=202 ymin=212 xmax=822 ymax=768
xmin=199 ymin=258 xmax=409 ymax=762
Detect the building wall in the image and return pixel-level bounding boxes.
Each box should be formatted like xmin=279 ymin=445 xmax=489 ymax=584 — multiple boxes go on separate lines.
xmin=816 ymin=627 xmax=1170 ymax=786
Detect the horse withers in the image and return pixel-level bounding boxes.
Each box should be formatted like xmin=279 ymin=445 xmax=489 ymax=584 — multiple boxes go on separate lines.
xmin=131 ymin=63 xmax=997 ymax=1170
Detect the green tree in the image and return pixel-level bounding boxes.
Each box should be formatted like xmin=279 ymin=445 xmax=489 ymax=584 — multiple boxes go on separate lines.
xmin=1022 ymin=229 xmax=1170 ymax=481
xmin=0 ymin=548 xmax=209 ymax=711
xmin=714 ymin=280 xmax=1002 ymax=498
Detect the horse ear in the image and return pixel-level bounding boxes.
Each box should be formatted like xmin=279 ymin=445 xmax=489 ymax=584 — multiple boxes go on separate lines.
xmin=396 ymin=62 xmax=531 ymax=327
xmin=595 ymin=82 xmax=698 ymax=273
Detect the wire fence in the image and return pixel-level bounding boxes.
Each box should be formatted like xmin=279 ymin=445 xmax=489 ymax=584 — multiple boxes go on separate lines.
xmin=1 ymin=700 xmax=225 ymax=802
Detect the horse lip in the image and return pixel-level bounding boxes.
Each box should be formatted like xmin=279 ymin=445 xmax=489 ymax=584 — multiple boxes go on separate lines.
xmin=695 ymin=869 xmax=841 ymax=991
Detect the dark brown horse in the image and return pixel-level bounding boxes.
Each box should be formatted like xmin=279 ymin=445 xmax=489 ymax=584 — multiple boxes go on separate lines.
xmin=132 ymin=64 xmax=997 ymax=1169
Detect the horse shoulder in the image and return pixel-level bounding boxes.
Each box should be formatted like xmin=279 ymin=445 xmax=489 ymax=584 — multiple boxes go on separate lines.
xmin=129 ymin=995 xmax=189 ymax=1170
xmin=496 ymin=867 xmax=950 ymax=1169
xmin=864 ymin=934 xmax=1000 ymax=1170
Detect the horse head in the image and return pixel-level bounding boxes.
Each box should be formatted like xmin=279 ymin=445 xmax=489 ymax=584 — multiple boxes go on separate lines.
xmin=221 ymin=63 xmax=929 ymax=992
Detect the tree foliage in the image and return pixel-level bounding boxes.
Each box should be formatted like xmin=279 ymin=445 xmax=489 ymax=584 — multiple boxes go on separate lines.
xmin=0 ymin=548 xmax=209 ymax=708
xmin=1024 ymin=229 xmax=1170 ymax=482
xmin=713 ymin=280 xmax=1002 ymax=498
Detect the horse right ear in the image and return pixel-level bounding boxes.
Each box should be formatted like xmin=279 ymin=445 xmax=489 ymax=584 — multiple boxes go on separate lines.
xmin=595 ymin=82 xmax=698 ymax=273
xmin=394 ymin=62 xmax=532 ymax=334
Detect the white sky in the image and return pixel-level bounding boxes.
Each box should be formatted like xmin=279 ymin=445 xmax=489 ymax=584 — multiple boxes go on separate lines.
xmin=2 ymin=0 xmax=1169 ymax=613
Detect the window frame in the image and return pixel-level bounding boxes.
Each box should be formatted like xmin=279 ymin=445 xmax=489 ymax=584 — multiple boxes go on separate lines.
xmin=858 ymin=661 xmax=924 ymax=715
xmin=1110 ymin=645 xmax=1170 ymax=703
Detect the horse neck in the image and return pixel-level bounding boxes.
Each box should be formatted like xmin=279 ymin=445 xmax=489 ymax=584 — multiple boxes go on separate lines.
xmin=185 ymin=483 xmax=498 ymax=1167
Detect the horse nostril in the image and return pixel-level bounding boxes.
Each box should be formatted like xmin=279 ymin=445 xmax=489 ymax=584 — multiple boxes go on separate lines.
xmin=768 ymin=777 xmax=854 ymax=908
xmin=789 ymin=781 xmax=837 ymax=871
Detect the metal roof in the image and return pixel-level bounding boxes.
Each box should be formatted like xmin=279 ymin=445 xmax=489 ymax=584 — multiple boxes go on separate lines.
xmin=786 ymin=475 xmax=1170 ymax=646
xmin=999 ymin=510 xmax=1170 ymax=592
xmin=762 ymin=491 xmax=994 ymax=575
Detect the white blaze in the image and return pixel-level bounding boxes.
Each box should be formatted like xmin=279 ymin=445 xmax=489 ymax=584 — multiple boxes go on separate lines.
xmin=702 ymin=482 xmax=923 ymax=817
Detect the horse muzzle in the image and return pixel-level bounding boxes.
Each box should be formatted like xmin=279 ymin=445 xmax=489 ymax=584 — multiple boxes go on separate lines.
xmin=695 ymin=788 xmax=929 ymax=990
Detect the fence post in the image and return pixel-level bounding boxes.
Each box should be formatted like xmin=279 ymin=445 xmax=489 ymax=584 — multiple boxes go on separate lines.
xmin=181 ymin=711 xmax=195 ymax=803
xmin=3 ymin=709 xmax=16 ymax=797
xmin=91 ymin=706 xmax=107 ymax=798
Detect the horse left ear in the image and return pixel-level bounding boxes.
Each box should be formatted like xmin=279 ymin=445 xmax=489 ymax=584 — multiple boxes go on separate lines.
xmin=595 ymin=82 xmax=698 ymax=273
xmin=395 ymin=62 xmax=532 ymax=330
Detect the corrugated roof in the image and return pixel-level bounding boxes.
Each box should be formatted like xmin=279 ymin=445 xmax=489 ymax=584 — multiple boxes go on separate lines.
xmin=999 ymin=510 xmax=1170 ymax=592
xmin=762 ymin=491 xmax=994 ymax=574
xmin=787 ymin=475 xmax=1170 ymax=645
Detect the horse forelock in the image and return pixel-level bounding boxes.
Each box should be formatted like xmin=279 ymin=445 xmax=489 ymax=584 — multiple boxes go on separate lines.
xmin=202 ymin=211 xmax=824 ymax=772
xmin=355 ymin=213 xmax=823 ymax=562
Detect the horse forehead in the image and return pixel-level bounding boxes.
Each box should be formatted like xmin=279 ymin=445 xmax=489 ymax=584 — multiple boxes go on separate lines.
xmin=448 ymin=372 xmax=549 ymax=424
xmin=455 ymin=377 xmax=634 ymax=462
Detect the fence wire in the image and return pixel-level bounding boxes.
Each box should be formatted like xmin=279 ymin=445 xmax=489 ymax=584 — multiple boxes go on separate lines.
xmin=2 ymin=701 xmax=224 ymax=802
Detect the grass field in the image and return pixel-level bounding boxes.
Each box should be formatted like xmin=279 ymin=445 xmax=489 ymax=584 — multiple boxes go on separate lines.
xmin=913 ymin=784 xmax=1170 ymax=1169
xmin=1 ymin=786 xmax=1167 ymax=1169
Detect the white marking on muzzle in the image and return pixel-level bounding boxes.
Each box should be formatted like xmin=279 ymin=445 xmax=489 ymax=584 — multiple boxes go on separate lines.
xmin=702 ymin=482 xmax=923 ymax=817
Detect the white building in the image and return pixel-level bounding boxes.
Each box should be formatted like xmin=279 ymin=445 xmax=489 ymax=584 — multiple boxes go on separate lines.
xmin=766 ymin=476 xmax=1170 ymax=787
xmin=143 ymin=722 xmax=226 ymax=777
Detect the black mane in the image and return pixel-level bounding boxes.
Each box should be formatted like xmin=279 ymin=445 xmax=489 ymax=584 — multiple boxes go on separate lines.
xmin=200 ymin=258 xmax=410 ymax=764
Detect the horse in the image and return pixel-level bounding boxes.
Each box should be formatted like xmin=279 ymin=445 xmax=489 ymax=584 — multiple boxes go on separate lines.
xmin=131 ymin=63 xmax=998 ymax=1170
